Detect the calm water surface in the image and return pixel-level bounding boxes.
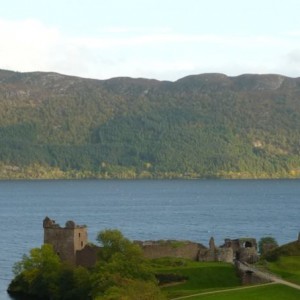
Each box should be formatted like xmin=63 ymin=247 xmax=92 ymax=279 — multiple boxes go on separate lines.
xmin=0 ymin=179 xmax=299 ymax=299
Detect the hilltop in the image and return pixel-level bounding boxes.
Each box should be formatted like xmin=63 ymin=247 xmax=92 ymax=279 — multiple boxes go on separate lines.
xmin=0 ymin=70 xmax=300 ymax=179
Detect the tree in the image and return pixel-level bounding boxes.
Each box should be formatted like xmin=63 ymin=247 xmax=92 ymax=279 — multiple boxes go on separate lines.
xmin=97 ymin=229 xmax=142 ymax=261
xmin=9 ymin=244 xmax=62 ymax=299
xmin=258 ymin=236 xmax=278 ymax=255
xmin=92 ymin=229 xmax=161 ymax=299
xmin=9 ymin=244 xmax=93 ymax=300
xmin=96 ymin=229 xmax=154 ymax=279
xmin=59 ymin=265 xmax=92 ymax=300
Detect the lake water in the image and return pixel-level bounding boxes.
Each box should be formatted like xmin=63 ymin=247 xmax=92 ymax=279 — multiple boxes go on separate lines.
xmin=0 ymin=179 xmax=299 ymax=299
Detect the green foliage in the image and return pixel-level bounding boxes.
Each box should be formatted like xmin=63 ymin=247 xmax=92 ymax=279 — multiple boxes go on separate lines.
xmin=13 ymin=244 xmax=61 ymax=276
xmin=9 ymin=244 xmax=93 ymax=299
xmin=1 ymin=71 xmax=300 ymax=178
xmin=258 ymin=236 xmax=278 ymax=255
xmin=10 ymin=244 xmax=63 ymax=299
xmin=96 ymin=229 xmax=145 ymax=265
xmin=59 ymin=266 xmax=93 ymax=300
xmin=92 ymin=229 xmax=159 ymax=298
xmin=263 ymin=241 xmax=300 ymax=262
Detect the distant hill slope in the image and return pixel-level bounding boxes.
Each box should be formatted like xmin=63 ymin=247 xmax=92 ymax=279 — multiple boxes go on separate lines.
xmin=0 ymin=70 xmax=300 ymax=179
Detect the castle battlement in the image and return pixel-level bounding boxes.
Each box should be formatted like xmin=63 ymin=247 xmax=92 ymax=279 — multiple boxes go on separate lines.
xmin=43 ymin=216 xmax=86 ymax=229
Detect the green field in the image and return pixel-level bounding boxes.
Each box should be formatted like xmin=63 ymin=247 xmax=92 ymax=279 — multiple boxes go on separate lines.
xmin=152 ymin=258 xmax=241 ymax=299
xmin=182 ymin=284 xmax=300 ymax=300
xmin=153 ymin=257 xmax=300 ymax=300
xmin=268 ymin=256 xmax=300 ymax=285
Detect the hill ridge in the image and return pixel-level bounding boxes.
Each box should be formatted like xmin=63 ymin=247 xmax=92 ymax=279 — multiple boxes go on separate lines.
xmin=0 ymin=69 xmax=299 ymax=179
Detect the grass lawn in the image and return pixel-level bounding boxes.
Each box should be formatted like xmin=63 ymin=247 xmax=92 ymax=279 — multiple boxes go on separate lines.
xmin=267 ymin=256 xmax=300 ymax=285
xmin=152 ymin=258 xmax=241 ymax=299
xmin=183 ymin=284 xmax=300 ymax=300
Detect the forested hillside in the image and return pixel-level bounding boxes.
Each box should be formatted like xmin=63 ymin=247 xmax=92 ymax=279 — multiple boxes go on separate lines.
xmin=0 ymin=70 xmax=300 ymax=179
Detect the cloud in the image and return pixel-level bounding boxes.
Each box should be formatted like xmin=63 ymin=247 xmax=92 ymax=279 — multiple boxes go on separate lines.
xmin=98 ymin=26 xmax=172 ymax=34
xmin=0 ymin=19 xmax=61 ymax=70
xmin=287 ymin=49 xmax=300 ymax=63
xmin=0 ymin=18 xmax=299 ymax=80
xmin=283 ymin=49 xmax=300 ymax=77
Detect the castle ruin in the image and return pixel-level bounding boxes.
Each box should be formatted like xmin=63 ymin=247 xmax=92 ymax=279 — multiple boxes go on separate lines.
xmin=43 ymin=217 xmax=88 ymax=265
xmin=43 ymin=217 xmax=259 ymax=267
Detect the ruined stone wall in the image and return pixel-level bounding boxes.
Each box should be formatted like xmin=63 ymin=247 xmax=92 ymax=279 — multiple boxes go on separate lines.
xmin=236 ymin=262 xmax=271 ymax=285
xmin=217 ymin=248 xmax=233 ymax=263
xmin=239 ymin=269 xmax=270 ymax=285
xmin=223 ymin=239 xmax=240 ymax=254
xmin=198 ymin=245 xmax=233 ymax=263
xmin=199 ymin=237 xmax=219 ymax=262
xmin=76 ymin=244 xmax=100 ymax=268
xmin=44 ymin=227 xmax=77 ymax=264
xmin=137 ymin=237 xmax=257 ymax=264
xmin=139 ymin=241 xmax=206 ymax=261
xmin=222 ymin=238 xmax=258 ymax=263
xmin=198 ymin=248 xmax=217 ymax=262
xmin=239 ymin=247 xmax=259 ymax=264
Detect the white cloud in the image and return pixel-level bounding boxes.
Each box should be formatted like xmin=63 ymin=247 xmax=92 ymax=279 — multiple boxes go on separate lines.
xmin=0 ymin=19 xmax=61 ymax=70
xmin=98 ymin=26 xmax=172 ymax=34
xmin=0 ymin=18 xmax=299 ymax=80
xmin=287 ymin=49 xmax=300 ymax=62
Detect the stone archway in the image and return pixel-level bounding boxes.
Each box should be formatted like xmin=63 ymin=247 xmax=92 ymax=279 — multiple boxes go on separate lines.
xmin=243 ymin=241 xmax=252 ymax=248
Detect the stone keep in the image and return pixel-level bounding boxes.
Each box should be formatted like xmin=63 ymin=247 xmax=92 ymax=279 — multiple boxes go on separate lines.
xmin=43 ymin=217 xmax=87 ymax=264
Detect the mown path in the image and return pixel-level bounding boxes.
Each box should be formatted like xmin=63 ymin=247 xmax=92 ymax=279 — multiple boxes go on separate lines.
xmin=170 ymin=282 xmax=277 ymax=300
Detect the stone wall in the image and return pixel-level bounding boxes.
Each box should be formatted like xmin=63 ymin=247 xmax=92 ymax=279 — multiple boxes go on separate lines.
xmin=235 ymin=261 xmax=271 ymax=285
xmin=137 ymin=240 xmax=207 ymax=261
xmin=239 ymin=247 xmax=259 ymax=264
xmin=198 ymin=240 xmax=233 ymax=263
xmin=76 ymin=244 xmax=101 ymax=268
xmin=217 ymin=248 xmax=234 ymax=263
xmin=221 ymin=238 xmax=259 ymax=263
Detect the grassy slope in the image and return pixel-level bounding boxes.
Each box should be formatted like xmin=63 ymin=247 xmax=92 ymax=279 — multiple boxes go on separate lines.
xmin=153 ymin=254 xmax=300 ymax=299
xmin=152 ymin=259 xmax=240 ymax=299
xmin=185 ymin=284 xmax=300 ymax=300
xmin=268 ymin=256 xmax=300 ymax=285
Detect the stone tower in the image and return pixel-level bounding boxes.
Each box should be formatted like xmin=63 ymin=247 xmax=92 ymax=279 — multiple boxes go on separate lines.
xmin=43 ymin=217 xmax=88 ymax=265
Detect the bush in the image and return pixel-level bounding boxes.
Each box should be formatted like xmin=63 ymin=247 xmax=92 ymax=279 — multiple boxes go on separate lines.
xmin=258 ymin=236 xmax=278 ymax=255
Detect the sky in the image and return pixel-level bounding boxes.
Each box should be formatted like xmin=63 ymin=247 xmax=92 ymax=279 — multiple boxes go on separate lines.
xmin=0 ymin=0 xmax=300 ymax=81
